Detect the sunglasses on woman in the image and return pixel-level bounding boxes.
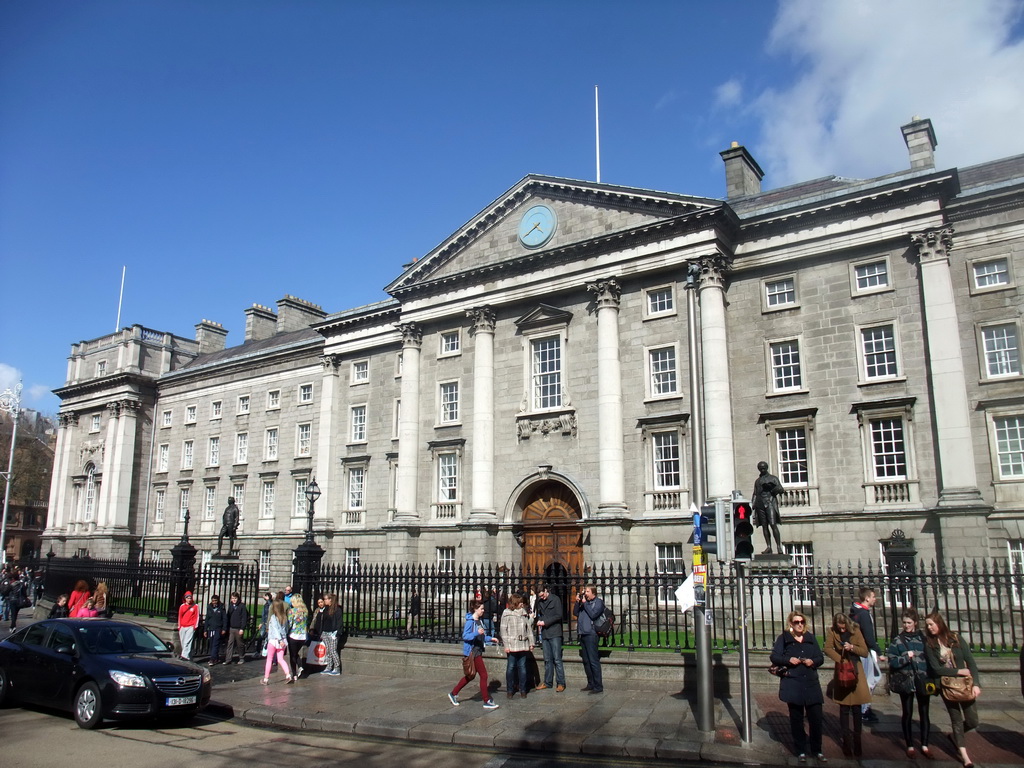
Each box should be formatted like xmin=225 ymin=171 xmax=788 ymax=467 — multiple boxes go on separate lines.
xmin=792 ymin=619 xmax=806 ymax=625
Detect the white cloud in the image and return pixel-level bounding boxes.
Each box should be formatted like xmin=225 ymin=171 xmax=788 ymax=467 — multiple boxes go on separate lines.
xmin=714 ymin=78 xmax=743 ymax=110
xmin=0 ymin=363 xmax=54 ymax=410
xmin=754 ymin=0 xmax=1024 ymax=185
xmin=0 ymin=363 xmax=21 ymax=394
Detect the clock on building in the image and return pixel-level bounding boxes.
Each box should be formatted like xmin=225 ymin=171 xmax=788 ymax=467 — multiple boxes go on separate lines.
xmin=518 ymin=204 xmax=556 ymax=248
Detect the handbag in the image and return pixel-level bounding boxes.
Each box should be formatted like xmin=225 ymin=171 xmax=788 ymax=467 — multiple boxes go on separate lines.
xmin=305 ymin=640 xmax=327 ymax=666
xmin=462 ymin=649 xmax=479 ymax=680
xmin=768 ymin=664 xmax=789 ymax=678
xmin=886 ymin=637 xmax=917 ymax=695
xmin=836 ymin=650 xmax=858 ymax=689
xmin=940 ymin=674 xmax=975 ymax=702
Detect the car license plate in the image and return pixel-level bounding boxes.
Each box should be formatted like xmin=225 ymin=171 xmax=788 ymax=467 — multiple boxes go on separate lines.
xmin=166 ymin=696 xmax=197 ymax=706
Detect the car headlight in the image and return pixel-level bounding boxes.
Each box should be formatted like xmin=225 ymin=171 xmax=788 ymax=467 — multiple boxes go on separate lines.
xmin=201 ymin=668 xmax=212 ymax=684
xmin=109 ymin=670 xmax=148 ymax=688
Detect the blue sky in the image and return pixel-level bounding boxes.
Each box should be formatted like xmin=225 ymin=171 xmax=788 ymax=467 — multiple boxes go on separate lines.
xmin=2 ymin=0 xmax=1023 ymax=414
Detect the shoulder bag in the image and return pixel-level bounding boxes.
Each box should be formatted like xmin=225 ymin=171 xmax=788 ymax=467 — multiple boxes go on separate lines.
xmin=768 ymin=664 xmax=789 ymax=678
xmin=940 ymin=674 xmax=975 ymax=702
xmin=836 ymin=649 xmax=858 ymax=689
xmin=886 ymin=637 xmax=917 ymax=695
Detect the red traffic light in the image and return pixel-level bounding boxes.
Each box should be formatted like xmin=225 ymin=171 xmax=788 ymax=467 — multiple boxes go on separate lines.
xmin=734 ymin=502 xmax=751 ymax=521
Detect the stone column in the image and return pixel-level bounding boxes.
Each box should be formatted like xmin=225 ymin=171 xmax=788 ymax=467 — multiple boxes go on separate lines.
xmin=93 ymin=401 xmax=121 ymax=529
xmin=316 ymin=355 xmax=341 ymax=505
xmin=467 ymin=307 xmax=497 ymax=520
xmin=697 ymin=254 xmax=737 ymax=499
xmin=587 ymin=278 xmax=627 ymax=516
xmin=46 ymin=412 xmax=78 ymax=533
xmin=105 ymin=399 xmax=140 ymax=532
xmin=910 ymin=227 xmax=983 ymax=505
xmin=394 ymin=323 xmax=423 ymax=522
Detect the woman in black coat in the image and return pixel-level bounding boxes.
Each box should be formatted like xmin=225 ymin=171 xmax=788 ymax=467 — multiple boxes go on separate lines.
xmin=770 ymin=610 xmax=826 ymax=763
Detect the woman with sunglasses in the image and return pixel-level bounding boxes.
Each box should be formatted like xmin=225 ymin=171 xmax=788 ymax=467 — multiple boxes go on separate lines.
xmin=771 ymin=611 xmax=826 ymax=763
xmin=824 ymin=612 xmax=870 ymax=758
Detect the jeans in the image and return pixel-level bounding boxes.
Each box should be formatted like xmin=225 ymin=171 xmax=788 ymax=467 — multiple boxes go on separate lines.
xmin=944 ymin=698 xmax=979 ymax=749
xmin=452 ymin=652 xmax=490 ymax=703
xmin=541 ymin=635 xmax=566 ymax=686
xmin=506 ymin=651 xmax=528 ymax=693
xmin=579 ymin=633 xmax=603 ymax=691
xmin=263 ymin=640 xmax=292 ymax=680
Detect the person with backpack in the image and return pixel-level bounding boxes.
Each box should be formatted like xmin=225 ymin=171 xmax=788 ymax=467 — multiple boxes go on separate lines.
xmin=4 ymin=569 xmax=29 ymax=630
xmin=573 ymin=584 xmax=606 ymax=694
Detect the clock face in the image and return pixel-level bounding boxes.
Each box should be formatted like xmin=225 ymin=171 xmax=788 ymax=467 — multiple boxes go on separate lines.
xmin=518 ymin=204 xmax=556 ymax=248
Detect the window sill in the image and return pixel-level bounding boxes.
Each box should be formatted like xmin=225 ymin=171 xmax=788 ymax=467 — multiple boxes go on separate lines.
xmin=765 ymin=388 xmax=809 ymax=398
xmin=857 ymin=376 xmax=907 ymax=387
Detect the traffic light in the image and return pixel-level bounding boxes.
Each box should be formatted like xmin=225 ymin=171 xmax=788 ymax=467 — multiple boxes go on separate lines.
xmin=732 ymin=497 xmax=755 ymax=560
xmin=697 ymin=500 xmax=729 ymax=557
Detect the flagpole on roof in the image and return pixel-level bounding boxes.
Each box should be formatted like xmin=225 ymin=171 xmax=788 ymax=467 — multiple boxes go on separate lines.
xmin=115 ymin=265 xmax=126 ymax=332
xmin=595 ymin=85 xmax=601 ymax=183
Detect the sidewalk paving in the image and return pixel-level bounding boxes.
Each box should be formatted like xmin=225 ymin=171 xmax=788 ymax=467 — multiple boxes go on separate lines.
xmin=207 ymin=663 xmax=1024 ymax=767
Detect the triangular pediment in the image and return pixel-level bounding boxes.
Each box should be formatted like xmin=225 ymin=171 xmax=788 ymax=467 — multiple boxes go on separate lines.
xmin=514 ymin=304 xmax=573 ymax=333
xmin=386 ymin=175 xmax=721 ymax=297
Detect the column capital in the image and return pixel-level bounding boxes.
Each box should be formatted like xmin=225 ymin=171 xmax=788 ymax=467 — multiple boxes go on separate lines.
xmin=910 ymin=226 xmax=954 ymax=264
xmin=105 ymin=401 xmax=122 ymax=418
xmin=395 ymin=322 xmax=423 ymax=349
xmin=59 ymin=412 xmax=80 ymax=428
xmin=695 ymin=252 xmax=730 ymax=289
xmin=586 ymin=277 xmax=621 ymax=309
xmin=119 ymin=399 xmax=141 ymax=415
xmin=466 ymin=306 xmax=496 ymax=334
xmin=320 ymin=354 xmax=342 ymax=371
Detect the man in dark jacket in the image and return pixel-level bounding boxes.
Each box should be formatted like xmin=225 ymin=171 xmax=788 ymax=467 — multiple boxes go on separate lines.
xmin=535 ymin=584 xmax=566 ymax=691
xmin=573 ymin=584 xmax=606 ymax=693
xmin=205 ymin=594 xmax=227 ymax=665
xmin=850 ymin=587 xmax=881 ymax=722
xmin=225 ymin=592 xmax=249 ymax=664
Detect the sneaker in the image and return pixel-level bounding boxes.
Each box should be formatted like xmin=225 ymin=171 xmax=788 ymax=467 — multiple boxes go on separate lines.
xmin=237 ymin=659 xmax=244 ymax=665
xmin=447 ymin=692 xmax=460 ymax=707
xmin=482 ymin=700 xmax=499 ymax=710
xmin=816 ymin=754 xmax=827 ymax=763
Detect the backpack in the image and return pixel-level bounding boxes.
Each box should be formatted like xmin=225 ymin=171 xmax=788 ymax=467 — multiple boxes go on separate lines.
xmin=0 ymin=580 xmax=10 ymax=598
xmin=593 ymin=606 xmax=615 ymax=637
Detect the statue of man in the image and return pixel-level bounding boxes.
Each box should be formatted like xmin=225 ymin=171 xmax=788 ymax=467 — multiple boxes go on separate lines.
xmin=752 ymin=461 xmax=784 ymax=555
xmin=217 ymin=497 xmax=240 ymax=555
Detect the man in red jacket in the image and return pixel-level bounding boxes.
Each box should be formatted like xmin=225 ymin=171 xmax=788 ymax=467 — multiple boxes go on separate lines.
xmin=177 ymin=591 xmax=200 ymax=660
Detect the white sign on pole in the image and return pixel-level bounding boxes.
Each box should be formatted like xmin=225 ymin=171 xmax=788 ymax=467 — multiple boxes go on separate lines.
xmin=675 ymin=573 xmax=696 ymax=613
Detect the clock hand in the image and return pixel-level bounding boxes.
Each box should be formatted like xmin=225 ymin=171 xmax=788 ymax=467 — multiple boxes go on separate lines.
xmin=526 ymin=222 xmax=542 ymax=235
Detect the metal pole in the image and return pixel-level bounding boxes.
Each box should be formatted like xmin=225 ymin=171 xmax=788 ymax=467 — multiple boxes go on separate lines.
xmin=737 ymin=560 xmax=753 ymax=742
xmin=0 ymin=383 xmax=22 ymax=567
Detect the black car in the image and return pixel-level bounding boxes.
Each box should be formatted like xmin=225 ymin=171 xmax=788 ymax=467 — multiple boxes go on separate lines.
xmin=0 ymin=618 xmax=212 ymax=728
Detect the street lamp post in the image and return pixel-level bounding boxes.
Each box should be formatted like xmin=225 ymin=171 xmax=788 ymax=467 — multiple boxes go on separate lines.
xmin=0 ymin=382 xmax=23 ymax=567
xmin=303 ymin=477 xmax=321 ymax=545
xmin=293 ymin=476 xmax=325 ymax=607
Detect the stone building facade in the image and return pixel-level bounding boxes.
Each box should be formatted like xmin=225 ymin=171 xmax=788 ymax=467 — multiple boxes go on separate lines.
xmin=44 ymin=118 xmax=1024 ymax=584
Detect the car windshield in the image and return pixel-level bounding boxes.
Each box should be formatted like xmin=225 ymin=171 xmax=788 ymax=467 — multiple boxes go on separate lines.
xmin=76 ymin=624 xmax=168 ymax=655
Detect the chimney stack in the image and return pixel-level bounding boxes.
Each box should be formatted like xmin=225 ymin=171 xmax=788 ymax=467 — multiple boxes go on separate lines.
xmin=276 ymin=295 xmax=326 ymax=333
xmin=244 ymin=304 xmax=277 ymax=342
xmin=195 ymin=320 xmax=229 ymax=354
xmin=901 ymin=116 xmax=937 ymax=171
xmin=720 ymin=141 xmax=765 ymax=199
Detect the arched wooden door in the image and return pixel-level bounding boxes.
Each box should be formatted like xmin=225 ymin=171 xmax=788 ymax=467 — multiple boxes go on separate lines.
xmin=521 ymin=481 xmax=583 ymax=575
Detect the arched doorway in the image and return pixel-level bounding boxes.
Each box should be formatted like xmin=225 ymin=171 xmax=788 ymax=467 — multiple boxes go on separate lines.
xmin=520 ymin=480 xmax=584 ymax=576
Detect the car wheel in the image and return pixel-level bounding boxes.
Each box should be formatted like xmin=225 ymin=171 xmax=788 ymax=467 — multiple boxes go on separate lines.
xmin=74 ymin=682 xmax=103 ymax=729
xmin=0 ymin=667 xmax=9 ymax=707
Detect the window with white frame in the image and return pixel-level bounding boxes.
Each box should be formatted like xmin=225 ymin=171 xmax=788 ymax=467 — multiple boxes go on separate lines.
xmin=211 ymin=400 xmax=222 ymax=419
xmin=993 ymin=415 xmax=1024 ymax=479
xmin=204 ymin=486 xmax=216 ymax=520
xmin=352 ymin=360 xmax=369 ymax=384
xmin=1009 ymin=539 xmax=1024 ymax=604
xmin=648 ymin=346 xmax=679 ymax=397
xmin=208 ymin=436 xmax=220 ymax=467
xmin=853 ymin=259 xmax=890 ymax=293
xmin=439 ymin=330 xmax=461 ymax=356
xmin=531 ymin=336 xmax=562 ymax=410
xmin=973 ymin=257 xmax=1010 ymax=290
xmin=769 ymin=339 xmax=803 ymax=392
xmin=90 ymin=414 xmax=101 ymax=433
xmin=347 ymin=466 xmax=365 ymax=511
xmin=238 ymin=395 xmax=250 ymax=415
xmin=294 ymin=477 xmax=308 ymax=517
xmin=980 ymin=322 xmax=1021 ymax=378
xmin=869 ymin=416 xmax=908 ymax=480
xmin=265 ymin=428 xmax=278 ymax=461
xmin=785 ymin=542 xmax=815 ymax=603
xmin=860 ymin=324 xmax=899 ymax=381
xmin=185 ymin=405 xmax=197 ymax=423
xmin=182 ymin=440 xmax=194 ymax=470
xmin=200 ymin=550 xmax=212 ymax=568
xmin=258 ymin=550 xmax=271 ymax=588
xmin=652 ymin=431 xmax=681 ymax=490
xmin=298 ymin=383 xmax=313 ymax=403
xmin=267 ymin=390 xmax=280 ymax=410
xmin=436 ymin=547 xmax=455 ymax=572
xmin=345 ymin=548 xmax=361 ymax=572
xmin=776 ymin=426 xmax=810 ymax=487
xmin=96 ymin=360 xmax=107 ymax=376
xmin=645 ymin=286 xmax=674 ymax=317
xmin=438 ymin=452 xmax=458 ymax=503
xmin=235 ymin=432 xmax=248 ymax=464
xmin=157 ymin=443 xmax=169 ymax=473
xmin=395 ymin=352 xmax=403 ymax=378
xmin=296 ymin=423 xmax=311 ymax=456
xmin=393 ymin=399 xmax=401 ymax=439
xmin=154 ymin=488 xmax=166 ymax=522
xmin=350 ymin=405 xmax=367 ymax=443
xmin=439 ymin=381 xmax=460 ymax=424
xmin=232 ymin=482 xmax=245 ymax=514
xmin=162 ymin=410 xmax=172 ymax=428
xmin=655 ymin=543 xmax=685 ymax=602
xmin=83 ymin=466 xmax=96 ymax=523
xmin=151 ymin=549 xmax=163 ymax=563
xmin=179 ymin=487 xmax=190 ymax=521
xmin=261 ymin=480 xmax=275 ymax=518
xmin=764 ymin=276 xmax=796 ymax=308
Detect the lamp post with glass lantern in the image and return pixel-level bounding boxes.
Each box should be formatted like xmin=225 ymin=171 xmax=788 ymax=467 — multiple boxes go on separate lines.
xmin=0 ymin=382 xmax=22 ymax=566
xmin=293 ymin=476 xmax=325 ymax=606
